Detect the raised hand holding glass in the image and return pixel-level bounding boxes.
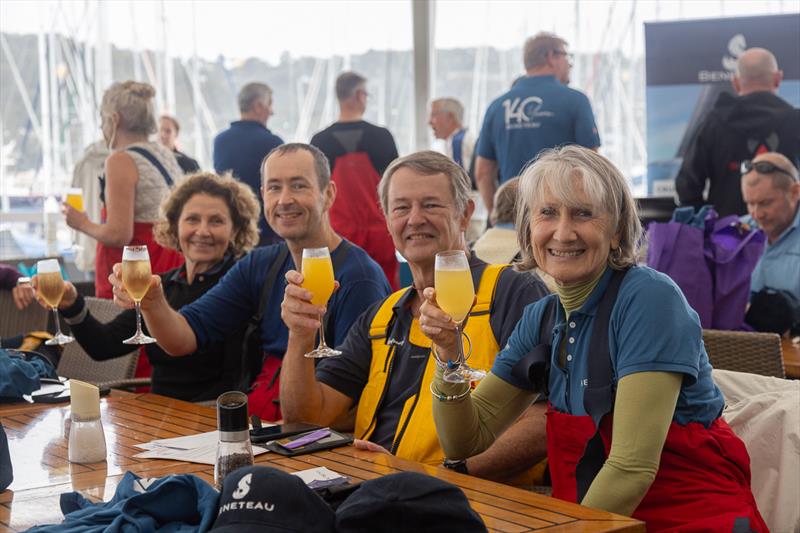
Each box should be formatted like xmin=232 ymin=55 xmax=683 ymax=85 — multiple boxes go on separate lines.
xmin=301 ymin=247 xmax=340 ymax=358
xmin=122 ymin=245 xmax=156 ymax=344
xmin=434 ymin=250 xmax=485 ymax=383
xmin=37 ymin=259 xmax=74 ymax=345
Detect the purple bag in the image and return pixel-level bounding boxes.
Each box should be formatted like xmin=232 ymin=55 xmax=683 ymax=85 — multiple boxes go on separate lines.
xmin=647 ymin=208 xmax=766 ymax=331
xmin=707 ymin=216 xmax=766 ymax=330
xmin=646 ymin=219 xmax=714 ymax=327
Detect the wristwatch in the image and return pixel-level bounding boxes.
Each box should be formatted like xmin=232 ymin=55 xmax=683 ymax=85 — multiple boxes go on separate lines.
xmin=443 ymin=458 xmax=469 ymax=475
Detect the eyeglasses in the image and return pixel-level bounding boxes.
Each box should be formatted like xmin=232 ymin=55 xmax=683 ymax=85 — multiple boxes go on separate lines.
xmin=552 ymin=50 xmax=574 ymax=61
xmin=740 ymin=159 xmax=797 ymax=180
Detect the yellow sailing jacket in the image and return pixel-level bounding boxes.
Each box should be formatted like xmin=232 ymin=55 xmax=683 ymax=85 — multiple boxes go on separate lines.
xmin=354 ymin=264 xmax=505 ymax=465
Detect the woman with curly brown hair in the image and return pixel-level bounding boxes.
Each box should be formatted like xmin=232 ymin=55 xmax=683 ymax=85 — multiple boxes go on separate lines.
xmin=31 ymin=172 xmax=260 ymax=401
xmin=64 ymin=81 xmax=185 ymax=299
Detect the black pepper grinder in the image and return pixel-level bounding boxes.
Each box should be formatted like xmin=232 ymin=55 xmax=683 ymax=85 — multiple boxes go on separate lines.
xmin=214 ymin=391 xmax=254 ymax=490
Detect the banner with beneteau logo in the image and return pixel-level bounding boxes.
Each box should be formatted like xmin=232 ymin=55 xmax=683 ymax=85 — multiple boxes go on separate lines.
xmin=644 ymin=13 xmax=800 ymax=197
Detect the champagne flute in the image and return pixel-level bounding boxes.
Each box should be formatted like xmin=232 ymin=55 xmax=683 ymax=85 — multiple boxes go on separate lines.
xmin=64 ymin=187 xmax=84 ymax=254
xmin=301 ymin=247 xmax=340 ymax=358
xmin=121 ymin=245 xmax=156 ymax=345
xmin=36 ymin=259 xmax=74 ymax=345
xmin=434 ymin=250 xmax=485 ymax=383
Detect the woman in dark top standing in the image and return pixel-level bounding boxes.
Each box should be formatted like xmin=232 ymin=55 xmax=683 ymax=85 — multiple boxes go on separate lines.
xmin=159 ymin=115 xmax=201 ymax=174
xmin=32 ymin=173 xmax=260 ymax=401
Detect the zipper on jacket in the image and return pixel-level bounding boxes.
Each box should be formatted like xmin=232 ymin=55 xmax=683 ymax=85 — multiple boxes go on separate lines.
xmin=358 ymin=344 xmax=396 ymax=440
xmin=389 ymin=350 xmax=428 ymax=455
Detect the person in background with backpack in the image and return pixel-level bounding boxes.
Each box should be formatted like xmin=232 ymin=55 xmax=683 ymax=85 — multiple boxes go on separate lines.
xmin=22 ymin=173 xmax=260 ymax=402
xmin=676 ymin=47 xmax=800 ymax=217
xmin=108 ymin=144 xmax=390 ymax=419
xmin=64 ymin=81 xmax=185 ymax=299
xmin=429 ymin=97 xmax=485 ymax=241
xmin=311 ymin=72 xmax=400 ymax=288
xmin=423 ymin=146 xmax=766 ymax=532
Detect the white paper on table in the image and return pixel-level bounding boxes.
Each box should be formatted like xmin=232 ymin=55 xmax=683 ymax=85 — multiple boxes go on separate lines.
xmin=133 ymin=444 xmax=269 ymax=464
xmin=133 ymin=429 xmax=271 ymax=464
xmin=134 ymin=430 xmax=219 ymax=451
xmin=292 ymin=466 xmax=347 ymax=485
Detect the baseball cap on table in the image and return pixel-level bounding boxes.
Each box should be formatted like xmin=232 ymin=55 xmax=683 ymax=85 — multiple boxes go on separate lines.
xmin=209 ymin=465 xmax=335 ymax=533
xmin=335 ymin=471 xmax=486 ymax=533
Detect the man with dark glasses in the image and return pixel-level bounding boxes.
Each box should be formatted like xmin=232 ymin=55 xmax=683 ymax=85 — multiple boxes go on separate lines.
xmin=741 ymin=153 xmax=800 ymax=333
xmin=676 ymin=48 xmax=800 ymax=217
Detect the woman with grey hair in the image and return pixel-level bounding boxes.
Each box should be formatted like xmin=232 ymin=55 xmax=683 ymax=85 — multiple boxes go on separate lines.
xmin=420 ymin=146 xmax=765 ymax=531
xmin=64 ymin=81 xmax=184 ymax=298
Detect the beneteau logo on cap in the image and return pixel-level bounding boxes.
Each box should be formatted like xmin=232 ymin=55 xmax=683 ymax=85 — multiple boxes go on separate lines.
xmin=219 ymin=472 xmax=276 ymax=514
xmin=232 ymin=473 xmax=252 ymax=500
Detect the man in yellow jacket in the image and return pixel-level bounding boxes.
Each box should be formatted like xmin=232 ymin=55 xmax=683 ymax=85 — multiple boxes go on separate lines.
xmin=280 ymin=151 xmax=549 ymax=482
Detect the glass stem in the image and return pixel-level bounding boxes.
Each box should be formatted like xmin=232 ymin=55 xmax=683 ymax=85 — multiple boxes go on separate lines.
xmin=317 ymin=314 xmax=328 ymax=348
xmin=454 ymin=323 xmax=465 ymax=364
xmin=52 ymin=307 xmax=63 ymax=337
xmin=135 ymin=301 xmax=144 ymax=334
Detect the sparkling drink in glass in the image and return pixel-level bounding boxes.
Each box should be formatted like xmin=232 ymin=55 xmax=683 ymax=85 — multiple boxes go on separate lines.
xmin=65 ymin=188 xmax=84 ymax=212
xmin=434 ymin=250 xmax=485 ymax=383
xmin=122 ymin=245 xmax=156 ymax=344
xmin=37 ymin=259 xmax=74 ymax=345
xmin=65 ymin=187 xmax=84 ymax=253
xmin=301 ymin=247 xmax=341 ymax=358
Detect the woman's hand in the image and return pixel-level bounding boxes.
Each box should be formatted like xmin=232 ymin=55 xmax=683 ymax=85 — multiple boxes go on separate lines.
xmin=12 ymin=278 xmax=36 ymax=310
xmin=280 ymin=270 xmax=339 ymax=336
xmin=59 ymin=281 xmax=79 ymax=309
xmin=62 ymin=203 xmax=90 ymax=232
xmin=109 ymin=263 xmax=164 ymax=311
xmin=419 ymin=286 xmax=463 ymax=361
xmin=26 ymin=275 xmax=77 ymax=310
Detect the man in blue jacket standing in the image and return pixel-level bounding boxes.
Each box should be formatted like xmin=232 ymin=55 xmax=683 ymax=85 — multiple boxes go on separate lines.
xmin=214 ymin=82 xmax=284 ymax=246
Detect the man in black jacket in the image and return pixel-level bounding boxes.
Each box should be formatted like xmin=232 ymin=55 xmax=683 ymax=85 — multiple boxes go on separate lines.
xmin=676 ymin=48 xmax=800 ymax=217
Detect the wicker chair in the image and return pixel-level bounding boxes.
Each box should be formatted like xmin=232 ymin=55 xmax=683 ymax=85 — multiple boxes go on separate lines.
xmin=0 ymin=291 xmax=49 ymax=340
xmin=57 ymin=297 xmax=150 ymax=390
xmin=702 ymin=329 xmax=785 ymax=378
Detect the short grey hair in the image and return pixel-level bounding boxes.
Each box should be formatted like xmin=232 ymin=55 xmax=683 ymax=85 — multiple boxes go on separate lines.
xmin=238 ymin=82 xmax=272 ymax=113
xmin=379 ymin=151 xmax=471 ymax=214
xmin=101 ymin=81 xmax=157 ymax=135
xmin=335 ymin=71 xmax=367 ymax=101
xmin=432 ymin=98 xmax=464 ymax=124
xmin=516 ymin=145 xmax=641 ymax=271
xmin=523 ymin=32 xmax=568 ymax=70
xmin=261 ymin=142 xmax=331 ymax=190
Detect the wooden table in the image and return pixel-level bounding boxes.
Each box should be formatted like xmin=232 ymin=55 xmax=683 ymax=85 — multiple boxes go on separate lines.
xmin=782 ymin=337 xmax=800 ymax=379
xmin=1 ymin=394 xmax=644 ymax=533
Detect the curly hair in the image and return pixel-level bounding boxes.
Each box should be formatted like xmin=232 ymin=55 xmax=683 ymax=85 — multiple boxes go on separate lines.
xmin=101 ymin=81 xmax=157 ymax=135
xmin=154 ymin=172 xmax=260 ymax=257
xmin=516 ymin=145 xmax=641 ymax=272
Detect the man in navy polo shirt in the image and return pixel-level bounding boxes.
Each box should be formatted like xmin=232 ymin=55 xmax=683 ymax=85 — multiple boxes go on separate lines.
xmin=214 ymin=82 xmax=284 ymax=246
xmin=109 ymin=144 xmax=391 ymax=420
xmin=475 ymin=32 xmax=600 ymax=214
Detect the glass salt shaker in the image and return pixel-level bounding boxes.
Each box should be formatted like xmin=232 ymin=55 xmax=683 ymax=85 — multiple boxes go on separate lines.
xmin=68 ymin=380 xmax=107 ymax=464
xmin=214 ymin=391 xmax=254 ymax=490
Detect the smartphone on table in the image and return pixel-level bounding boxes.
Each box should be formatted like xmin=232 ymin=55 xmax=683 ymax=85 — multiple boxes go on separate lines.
xmin=249 ymin=422 xmax=322 ymax=444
